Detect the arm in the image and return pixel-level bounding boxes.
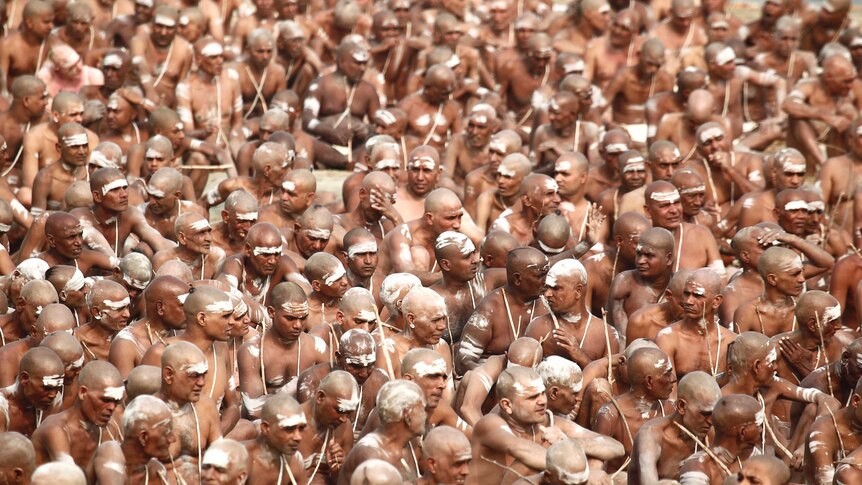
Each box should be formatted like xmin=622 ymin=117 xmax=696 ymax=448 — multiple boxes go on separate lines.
xmin=762 ymin=228 xmax=834 ymax=276
xmin=21 ymin=131 xmax=41 ymax=190
xmin=108 ymin=336 xmax=140 ymax=379
xmin=237 ymin=341 xmax=266 ymax=419
xmin=782 ymin=83 xmax=822 ymax=120
xmin=92 ymin=441 xmax=126 ymax=485
xmin=455 ymin=308 xmax=495 ymax=374
xmin=475 ymin=417 xmax=549 ymax=471
xmin=606 ymin=274 xmax=629 ymax=336
xmin=631 ymin=429 xmax=662 ymax=485
xmin=569 ymin=435 xmax=625 ymax=462
xmin=459 ymin=367 xmax=496 ymax=426
xmin=130 ymin=209 xmax=175 ymax=252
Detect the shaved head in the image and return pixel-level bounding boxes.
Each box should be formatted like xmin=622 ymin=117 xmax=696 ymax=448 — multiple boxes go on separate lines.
xmin=350 ymin=459 xmax=402 ymax=485
xmin=126 ymin=365 xmax=163 ymax=400
xmin=506 ymin=337 xmax=543 ymax=367
xmin=677 ymin=371 xmax=721 ymax=412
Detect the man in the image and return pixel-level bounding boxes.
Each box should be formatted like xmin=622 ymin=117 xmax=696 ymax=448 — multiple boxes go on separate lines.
xmin=596 ymin=151 xmax=648 ymax=223
xmin=629 ymin=371 xmax=722 ymax=483
xmin=0 ymin=303 xmax=75 ymax=387
xmin=399 ymin=66 xmax=460 ymax=154
xmin=652 ymin=0 xmax=708 ymax=69
xmin=729 ymin=456 xmax=791 ymax=485
xmin=0 ymin=347 xmax=65 ymax=435
xmin=98 ymin=92 xmax=145 ymax=153
xmin=733 ymin=149 xmax=806 ymax=230
xmin=497 ymin=34 xmax=555 ymax=134
xmin=109 ymin=275 xmax=189 ymax=377
xmin=417 ymin=426 xmax=471 ymax=485
xmin=303 ymin=41 xmax=378 ymax=169
xmin=429 ymin=231 xmax=483 ymax=343
xmin=0 ymin=432 xmax=36 ymax=484
xmin=378 ymin=188 xmax=465 ymax=285
xmin=585 ymin=129 xmax=631 ymax=202
xmin=733 ymin=247 xmax=804 ymax=336
xmin=604 ymin=38 xmax=674 ymax=146
xmin=31 ymin=361 xmax=124 ymax=470
xmin=201 ymin=439 xmax=249 ymax=484
xmin=607 ymin=227 xmax=675 ymax=337
xmin=0 ymin=278 xmax=58 ymax=347
xmin=593 ymin=347 xmax=676 ymax=457
xmin=211 ymin=190 xmax=259 ymax=256
xmin=31 ymin=462 xmax=85 ymax=485
xmin=75 ymin=280 xmax=131 ymax=362
xmin=819 ymin=117 xmax=862 ymax=228
xmin=377 ymin=273 xmax=422 ymax=333
xmin=457 ymin=247 xmax=549 ymax=374
xmin=618 ymin=141 xmax=684 ymax=217
xmin=0 ymin=0 xmax=54 ymax=95
xmin=783 ymin=54 xmax=861 ymax=168
xmin=627 ymin=270 xmax=690 ymax=343
xmin=464 ymin=130 xmax=521 ymax=216
xmin=512 ymin=440 xmax=591 ymax=485
xmin=526 ymin=259 xmax=619 ymax=367
xmin=655 ymin=89 xmax=728 ymax=165
xmin=338 ymin=380 xmax=426 ymax=484
xmin=376 ymin=287 xmax=451 ymax=379
xmin=40 ymin=332 xmax=85 ymax=411
xmin=36 ymin=44 xmax=104 ymax=101
xmin=44 ymin=266 xmax=87 ymax=329
xmin=489 ymin=174 xmax=561 ymax=246
xmin=583 ymin=9 xmax=640 ymax=91
xmin=443 ymin=107 xmax=495 ymax=186
xmin=31 ymin=123 xmax=91 ymax=213
xmin=671 ymin=170 xmax=715 ymax=228
xmin=298 ymin=370 xmax=358 ymax=483
xmin=678 ymin=394 xmax=764 ymax=484
xmin=798 ymin=338 xmax=862 ymax=410
xmin=297 ymin=329 xmax=388 ymax=433
xmin=335 ymin=171 xmax=400 ymax=242
xmin=236 ymin=30 xmax=286 ymax=119
xmin=0 ymin=76 xmax=48 ymax=189
xmin=805 ymin=376 xmax=862 ymax=484
xmin=129 ymin=5 xmax=194 ymax=105
xmin=140 ymin=286 xmax=238 ymax=432
xmin=72 ymin=168 xmax=174 ymax=259
xmin=555 ymin=152 xmax=604 ymax=245
xmin=340 ymin=229 xmax=384 ymax=302
xmin=139 ymin=166 xmax=206 ymax=239
xmin=311 ymin=287 xmax=380 ymax=364
xmin=152 ymin=213 xmax=225 ymax=280
xmin=204 ymin=141 xmax=290 ymax=210
xmin=656 ymin=268 xmax=737 ymax=378
xmin=393 ymin=146 xmax=446 ymax=222
xmin=238 ymin=282 xmax=327 ymax=417
xmin=474 ymin=153 xmax=532 ymax=233
xmin=274 ymin=22 xmax=317 ymax=97
xmin=303 ymin=252 xmax=351 ymax=329
xmin=646 ymin=68 xmax=707 ymax=145
xmin=531 ymin=92 xmax=599 ymax=169
xmin=243 ymin=394 xmax=307 ymax=484
xmin=687 ymin=121 xmax=765 ymax=212
xmin=644 ymin=180 xmax=724 ymax=275
xmin=152 ymin=342 xmax=222 ymax=482
xmin=582 ymin=212 xmax=650 ymax=314
xmin=36 ymin=211 xmax=114 ymax=275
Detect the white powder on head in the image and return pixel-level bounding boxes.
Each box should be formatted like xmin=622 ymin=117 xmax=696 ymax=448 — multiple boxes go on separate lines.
xmin=281 ymin=301 xmax=309 ymax=315
xmin=184 ymin=362 xmax=209 ymax=374
xmin=497 ymin=165 xmax=516 ymax=178
xmin=435 ymin=231 xmax=475 ymax=256
xmin=348 ymin=241 xmax=377 ymax=259
xmin=511 ymin=377 xmax=546 ymax=396
xmin=689 ymin=282 xmax=707 ymax=297
xmin=202 ymin=448 xmax=230 ymax=468
xmin=337 ymin=387 xmax=361 ymax=412
xmin=543 ymin=178 xmax=559 ymax=192
xmin=679 ymin=184 xmax=706 ymax=195
xmin=102 ymin=297 xmax=131 ymax=311
xmin=754 ymin=409 xmax=764 ymax=427
xmin=62 ymin=133 xmax=89 ymax=147
xmin=200 ymin=42 xmax=223 ymax=57
xmin=252 ymin=245 xmax=282 ymax=256
xmin=650 ymin=189 xmax=680 ymax=203
xmin=412 ymin=358 xmax=447 ymax=377
xmin=546 ymin=259 xmax=587 ymax=287
xmin=784 ymin=200 xmax=809 ymax=211
xmin=204 ymin=299 xmax=233 ymax=313
xmin=605 ymin=143 xmax=627 ymax=153
xmin=680 ymin=471 xmax=710 ymax=485
xmin=188 ymin=219 xmax=211 ymax=231
xmin=823 ymin=304 xmax=841 ymax=323
xmin=715 ymin=46 xmax=736 ymax=65
xmin=145 ymin=184 xmax=166 ymax=197
xmin=64 ymin=269 xmax=86 ymax=292
xmin=374 ymin=158 xmax=400 ymax=169
xmin=323 ymin=265 xmax=346 ymax=286
xmin=103 ymin=386 xmax=125 ymax=400
xmin=277 ymin=413 xmax=307 ymax=427
xmin=765 ymin=347 xmax=778 ymax=364
xmin=409 ymin=156 xmax=436 ymax=171
xmin=235 ymin=211 xmax=258 ymax=221
xmin=154 ymin=14 xmax=176 ymax=26
xmin=101 ymin=179 xmax=129 ymax=195
xmin=102 ymin=54 xmax=123 ymax=67
xmin=304 ymin=228 xmax=331 ymax=239
xmin=42 ymin=375 xmax=64 ymax=388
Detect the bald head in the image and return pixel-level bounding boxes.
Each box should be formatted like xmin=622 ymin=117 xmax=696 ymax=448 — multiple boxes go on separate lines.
xmin=795 ymin=290 xmax=841 ymax=333
xmin=40 ymin=332 xmax=83 ymax=370
xmin=155 ymin=260 xmax=194 ymax=283
xmin=628 ymin=347 xmax=673 ymax=386
xmin=758 ymin=246 xmax=803 ymax=282
xmin=123 ymin=394 xmax=171 ymax=438
xmin=350 ymin=459 xmax=403 ymax=485
xmin=686 ymin=89 xmax=715 ymax=123
xmin=261 ymin=393 xmax=304 ymax=427
xmin=423 ymin=425 xmax=470 ymax=459
xmin=253 ymin=141 xmax=290 ymax=173
xmin=677 ymin=371 xmax=722 ymax=413
xmin=144 ymin=275 xmax=189 ymax=310
xmin=424 ymin=188 xmax=461 ymax=214
xmin=638 ymin=227 xmax=675 ymax=254
xmin=402 ymin=348 xmax=448 ymax=379
xmin=339 ymin=329 xmax=377 ymax=366
xmin=546 ymin=440 xmax=588 ymax=485
xmin=201 ymin=439 xmax=248 ymax=479
xmin=496 ymin=366 xmax=545 ymax=402
xmin=536 ymin=215 xmax=571 ymax=255
xmin=182 ymin=285 xmax=231 ymax=319
xmin=0 ymin=432 xmax=35 ymax=481
xmin=506 ymin=337 xmax=543 ymax=367
xmin=376 ymin=380 xmax=425 ymax=424
xmin=498 ymin=153 xmax=532 ymax=178
xmin=507 ymin=247 xmax=549 ymax=282
xmin=728 ymin=331 xmax=772 ymax=374
xmin=481 ymin=231 xmax=519 ymax=268
xmin=126 ymin=365 xmax=163 ymax=400
xmin=34 ymin=303 xmax=75 ymax=337
xmin=162 ymin=341 xmax=207 ymax=377
xmin=712 ymin=394 xmax=761 ymax=435
xmin=32 ymin=462 xmax=85 ymax=485
xmin=613 ymin=212 xmax=651 ymax=241
xmin=379 ymin=273 xmax=421 ymax=315
xmin=20 ymin=347 xmax=64 ymax=386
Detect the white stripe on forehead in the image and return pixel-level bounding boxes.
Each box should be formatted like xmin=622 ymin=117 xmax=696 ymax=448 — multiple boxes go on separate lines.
xmin=282 ymin=180 xmax=296 ymax=192
xmin=64 ymin=269 xmax=86 ymax=292
xmin=650 ymin=189 xmax=680 ymax=202
xmin=714 ymin=46 xmax=736 ymax=65
xmin=202 ymin=448 xmax=229 ymax=468
xmin=345 ymin=350 xmax=376 ymax=366
xmin=808 ymin=201 xmax=825 ymax=211
xmin=497 ymin=165 xmax=516 ymax=177
xmin=374 ymin=159 xmax=400 ymax=170
xmin=0 ymin=223 xmax=10 ymax=233
xmin=555 ymin=160 xmax=572 ymax=172
xmin=145 ymin=148 xmax=165 ymax=159
xmin=352 ymin=49 xmax=369 ymax=62
xmin=337 ymin=387 xmax=360 ymax=412
xmin=154 ymin=14 xmax=176 ymax=26
xmin=63 ymin=133 xmax=89 ymax=147
xmin=605 ymin=143 xmax=628 ymax=153
xmin=679 ymin=185 xmax=706 ymax=195
xmin=183 ymin=361 xmax=209 ymax=374
xmin=435 ymin=231 xmax=475 ymax=255
xmin=622 ymin=162 xmax=646 ymax=173
xmin=235 ymin=211 xmax=258 ymax=221
xmin=543 ymin=178 xmax=559 ymax=191
xmin=123 ymin=273 xmax=149 ymax=290
xmin=784 ymin=200 xmax=809 ymax=211
xmin=106 ymin=97 xmax=120 ymax=110
xmin=188 ymin=219 xmax=211 ymax=231
xmin=323 ymin=265 xmax=346 ymax=286
xmin=282 ymin=300 xmax=309 ymax=314
xmin=412 ymin=358 xmax=447 ymax=377
xmin=101 ymin=179 xmax=128 ymax=195
xmin=252 ymin=245 xmax=282 ymax=256
xmin=547 ymin=259 xmax=587 ymax=287
xmin=489 ymin=139 xmax=507 ymax=153
xmin=375 ymin=110 xmax=397 ymax=126
xmin=698 ymin=126 xmax=724 ymax=143
xmin=146 ymin=185 xmax=166 ymax=197
xmin=90 ymin=152 xmax=117 ymax=168
xmin=204 ymin=299 xmax=233 ymax=313
xmin=200 ymin=43 xmax=223 ymax=57
xmin=782 ymin=160 xmax=806 ymax=173
xmin=823 ymin=304 xmax=841 ymax=323
xmin=348 ymin=241 xmax=378 ymax=258
xmin=689 ymin=282 xmax=707 ymax=296
xmin=304 ymin=228 xmax=331 ymax=239
xmin=103 ymin=386 xmax=125 ymax=400
xmin=765 ymin=346 xmax=778 ymax=364
xmin=42 ymin=375 xmax=64 ymax=388
xmin=512 ymin=377 xmax=545 ymax=395
xmin=102 ymin=297 xmax=131 ymax=310
xmin=556 ymin=465 xmax=590 ymax=485
xmin=409 ymin=156 xmax=436 ymax=170
xmin=277 ymin=413 xmax=307 ymax=427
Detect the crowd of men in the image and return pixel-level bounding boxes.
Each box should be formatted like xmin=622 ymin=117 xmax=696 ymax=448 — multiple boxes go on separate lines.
xmin=2 ymin=0 xmax=862 ymax=483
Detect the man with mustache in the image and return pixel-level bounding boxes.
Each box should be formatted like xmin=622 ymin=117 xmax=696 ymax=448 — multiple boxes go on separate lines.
xmin=217 ymin=222 xmax=300 ymax=304
xmin=340 ymin=229 xmax=384 ymax=304
xmin=258 ymin=168 xmax=316 ymax=237
xmin=128 ymin=6 xmax=194 ymax=106
xmin=474 ymin=153 xmax=532 ymax=233
xmin=310 ymin=287 xmax=379 ymax=362
xmin=243 ymin=394 xmax=307 ymax=484
xmin=490 ymin=174 xmax=561 ymax=247
xmin=152 ymin=212 xmax=225 ymax=280
xmin=299 ymin=370 xmax=359 ymax=484
xmin=656 ymin=268 xmax=737 ymax=379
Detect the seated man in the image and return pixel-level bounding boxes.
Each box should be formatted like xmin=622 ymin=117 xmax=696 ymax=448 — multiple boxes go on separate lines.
xmin=242 ymin=394 xmax=307 ymax=484
xmin=733 ymin=247 xmax=804 ymax=336
xmin=428 ymin=231 xmax=484 ymax=343
xmin=31 ymin=123 xmax=91 ymax=213
xmin=210 ymin=190 xmax=260 ymax=256
xmin=512 ymin=440 xmax=592 ymax=485
xmin=75 ymin=280 xmax=131 ymax=362
xmin=151 ymin=212 xmax=226 ymax=280
xmin=474 ymin=153 xmax=531 ymax=233
xmin=627 ymin=270 xmax=690 ymax=343
xmin=35 ymin=212 xmax=115 ymax=274
xmin=0 ymin=347 xmax=65 ymax=436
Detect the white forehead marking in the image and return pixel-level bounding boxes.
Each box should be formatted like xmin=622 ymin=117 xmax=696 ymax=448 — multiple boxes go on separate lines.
xmin=204 ymin=299 xmax=233 ymax=313
xmin=823 ymin=304 xmax=841 ymax=323
xmin=781 ymin=160 xmax=806 ymax=173
xmin=345 ymin=350 xmax=376 ymax=366
xmin=200 ymin=43 xmax=223 ymax=57
xmin=154 ymin=14 xmax=176 ymax=26
xmin=714 ymin=46 xmax=736 ymax=65
xmin=497 ymin=164 xmax=517 ymax=177
xmin=282 ymin=300 xmax=309 ymax=314
xmin=538 ymin=240 xmax=566 ymax=254
xmin=374 ymin=158 xmax=400 ymax=169
xmin=103 ymin=386 xmax=125 ymax=400
xmin=650 ymin=189 xmax=680 ymax=202
xmin=337 ymin=387 xmax=361 ymax=412
xmin=323 ymin=265 xmax=347 ymax=286
xmin=348 ymin=241 xmax=378 ymax=258
xmin=784 ymin=200 xmax=810 ymax=211
xmin=413 ymin=358 xmax=447 ymax=377
xmin=282 ymin=180 xmax=296 ymax=192
xmin=42 ymin=375 xmax=65 ymax=388
xmin=304 ymin=228 xmax=331 ymax=239
xmin=145 ymin=148 xmax=165 ymax=159
xmin=489 ymin=139 xmax=507 ymax=153
xmin=102 ymin=297 xmax=131 ymax=310
xmin=63 ymin=133 xmax=89 ymax=147
xmin=679 ymin=185 xmax=706 ymax=195
xmin=202 ymin=448 xmax=230 ymax=468
xmin=409 ymin=156 xmax=436 ymax=170
xmin=375 ymin=110 xmax=397 ymax=126
xmin=605 ymin=143 xmax=628 ymax=153
xmin=188 ymin=219 xmax=211 ymax=231
xmin=235 ymin=211 xmax=258 ymax=221
xmin=352 ymin=49 xmax=369 ymax=62
xmin=555 ymin=160 xmax=572 ymax=172
xmin=277 ymin=413 xmax=307 ymax=427
xmin=808 ymin=201 xmax=825 ymax=211
xmin=699 ymin=126 xmax=724 ymax=143
xmin=544 ymin=178 xmax=559 ymax=191
xmin=65 ymin=269 xmax=86 ymax=292
xmin=103 ymin=54 xmax=123 ymax=67
xmin=435 ymin=231 xmax=475 ymax=256
xmin=252 ymin=245 xmax=282 ymax=256
xmin=564 ymin=60 xmax=585 ymax=72
xmin=511 ymin=377 xmax=545 ymax=396
xmin=765 ymin=347 xmax=778 ymax=364
xmin=90 ymin=152 xmax=119 ymax=168
xmin=689 ymin=282 xmax=706 ymax=296
xmin=101 ymin=179 xmax=129 ymax=195
xmin=183 ymin=362 xmax=209 ymax=374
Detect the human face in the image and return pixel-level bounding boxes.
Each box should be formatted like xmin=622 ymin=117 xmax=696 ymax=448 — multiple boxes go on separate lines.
xmin=99 ymin=178 xmax=129 ymax=212
xmin=681 ymin=397 xmax=715 ymax=438
xmin=265 ymin=412 xmax=305 ymax=455
xmin=520 ymin=260 xmax=550 ymax=299
xmin=528 ymin=181 xmax=561 ymax=216
xmin=776 ymin=199 xmax=808 ymax=235
xmin=733 ymin=461 xmax=779 ymax=485
xmin=52 ymin=223 xmax=84 ymax=258
xmin=647 ymin=196 xmax=682 ymax=229
xmin=753 ymin=345 xmax=778 ymax=385
xmin=650 ymin=360 xmax=676 ymax=399
xmin=247 ymin=243 xmax=279 ymax=276
xmin=583 ymin=4 xmax=610 ymax=32
xmin=106 ymin=98 xmax=135 ymax=131
xmin=772 ymin=258 xmax=804 ymax=296
xmin=319 ymin=269 xmax=350 ymax=299
xmin=28 ymin=11 xmax=55 ymax=37
xmin=618 ymin=229 xmax=643 ymax=263
xmin=413 ymin=360 xmax=448 ymax=408
xmin=408 ymin=160 xmax=440 ymax=196
xmin=621 ymin=165 xmax=646 ymax=190
xmin=80 ymin=384 xmax=123 ymax=426
xmin=679 ymin=185 xmax=706 ymax=217
xmin=96 ymin=298 xmax=131 ymax=332
xmin=404 ymin=402 xmax=428 ymax=436
xmin=248 ymin=39 xmax=274 ymax=68
xmin=698 ymin=130 xmax=727 ymax=159
xmin=650 ymin=152 xmax=682 ymax=181
xmin=543 ymin=275 xmax=580 ymax=314
xmin=143 ymin=413 xmax=175 ymax=461
xmin=163 ymin=122 xmax=186 ymax=150
xmin=775 ymin=28 xmax=799 ymax=58
xmin=682 ymin=280 xmax=714 ymax=320
xmin=806 ymin=200 xmax=825 ymax=234
xmin=824 ymin=65 xmax=857 ymax=97
xmin=23 ymin=371 xmax=64 ymax=409
xmin=409 ymin=304 xmax=447 ymax=345
xmin=133 ymin=2 xmax=153 ymax=24
xmin=609 ymin=16 xmax=636 ymax=46
xmin=445 ymin=244 xmax=479 ymax=282
xmin=59 ymin=137 xmax=90 ymax=166
xmin=548 ymin=100 xmax=575 ymax=131
xmin=347 ymin=242 xmax=378 ymax=278
xmin=496 ymin=165 xmax=522 ymax=197
xmin=635 ymin=243 xmax=669 ymax=279
xmin=341 ymin=307 xmax=378 ymax=332
xmin=181 ymin=222 xmax=212 ymax=254
xmin=200 ymin=456 xmax=242 ymax=485
xmin=278 ymin=35 xmax=304 ymax=58
xmin=147 ymin=186 xmax=178 ymax=216
xmin=202 ymin=308 xmax=233 ymax=341
xmin=25 ymin=87 xmax=50 ymax=118
xmin=426 ymin=78 xmax=455 ymax=105
xmin=671 ymin=7 xmax=694 ymax=31
xmin=273 ymin=306 xmax=308 ymax=341
xmin=102 ymin=58 xmax=128 ymax=90
xmin=507 ymin=378 xmax=547 ymax=425
xmin=66 ymin=11 xmax=91 ymax=40
xmin=429 ymin=205 xmax=463 ymax=234
xmin=228 ymin=309 xmax=251 ymax=338
xmin=489 ymin=5 xmax=509 ymax=31
xmin=151 ymin=19 xmax=177 ymax=48
xmin=199 ymin=48 xmax=224 ymax=76
xmin=172 ymin=359 xmax=208 ymax=402
xmin=280 ymin=182 xmax=310 ymax=216
xmin=554 ymin=160 xmax=584 ymax=197
xmin=340 ymin=52 xmax=368 ymax=83
xmin=296 ymin=227 xmax=331 ymax=258
xmin=339 ymin=350 xmax=376 ymax=384
xmin=466 ymin=117 xmax=492 ymax=148
xmin=317 ymin=388 xmax=359 ymax=429
xmin=431 ymin=444 xmax=472 ymax=485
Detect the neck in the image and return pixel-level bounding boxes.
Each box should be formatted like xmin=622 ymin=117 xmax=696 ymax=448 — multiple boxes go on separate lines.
xmin=576 ymin=18 xmax=595 ymax=38
xmin=797 ymin=332 xmax=820 ymax=350
xmin=310 ymin=291 xmax=339 ymax=308
xmin=121 ymin=443 xmax=151 ymax=470
xmin=440 ymin=273 xmax=471 ymax=290
xmin=377 ymin=422 xmax=417 ymax=449
xmin=762 ymin=286 xmax=794 ymax=304
xmin=198 ymin=69 xmax=218 ymax=84
xmin=504 ymin=284 xmax=534 ymax=304
xmin=87 ymin=320 xmax=116 ymax=340
xmin=647 ymin=272 xmax=671 ymax=291
xmin=157 ymin=391 xmax=191 ymax=410
xmin=144 ymin=314 xmax=169 ymax=334
xmin=347 ymin=268 xmax=371 ymax=288
xmin=22 ymin=28 xmax=43 ymax=43
xmin=726 ymin=372 xmax=758 ymax=396
xmin=558 ymin=303 xmax=588 ymax=325
xmin=713 ymin=433 xmax=750 ymax=457
xmin=93 ymin=204 xmax=120 ymax=224
xmin=181 ymin=328 xmax=215 ymax=352
xmin=8 ymin=103 xmax=33 ymax=123
xmin=175 ymin=245 xmax=203 ymax=264
xmin=500 ymin=412 xmax=536 ymax=436
xmin=683 ymin=313 xmax=718 ymax=331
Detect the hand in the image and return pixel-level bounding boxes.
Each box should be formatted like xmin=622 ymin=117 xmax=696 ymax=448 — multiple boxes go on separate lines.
xmin=117 ymin=87 xmax=144 ymax=105
xmin=707 ymin=151 xmax=732 ymax=172
xmin=370 ymin=188 xmax=397 ymax=218
xmin=584 ymin=203 xmax=606 ymax=245
xmin=588 ymin=469 xmax=613 ymax=485
xmin=538 ymin=425 xmax=566 ymax=444
xmin=778 ymin=337 xmax=814 ymax=373
xmin=757 ymin=227 xmax=790 ymax=247
xmin=325 ymin=440 xmax=344 ymax=472
xmin=537 ymin=140 xmax=561 ymax=155
xmin=553 ymin=329 xmax=588 ymax=365
xmin=329 ymin=125 xmax=353 ymax=146
xmin=791 ymin=447 xmax=805 ymax=471
xmin=822 ymin=114 xmax=851 ymax=133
